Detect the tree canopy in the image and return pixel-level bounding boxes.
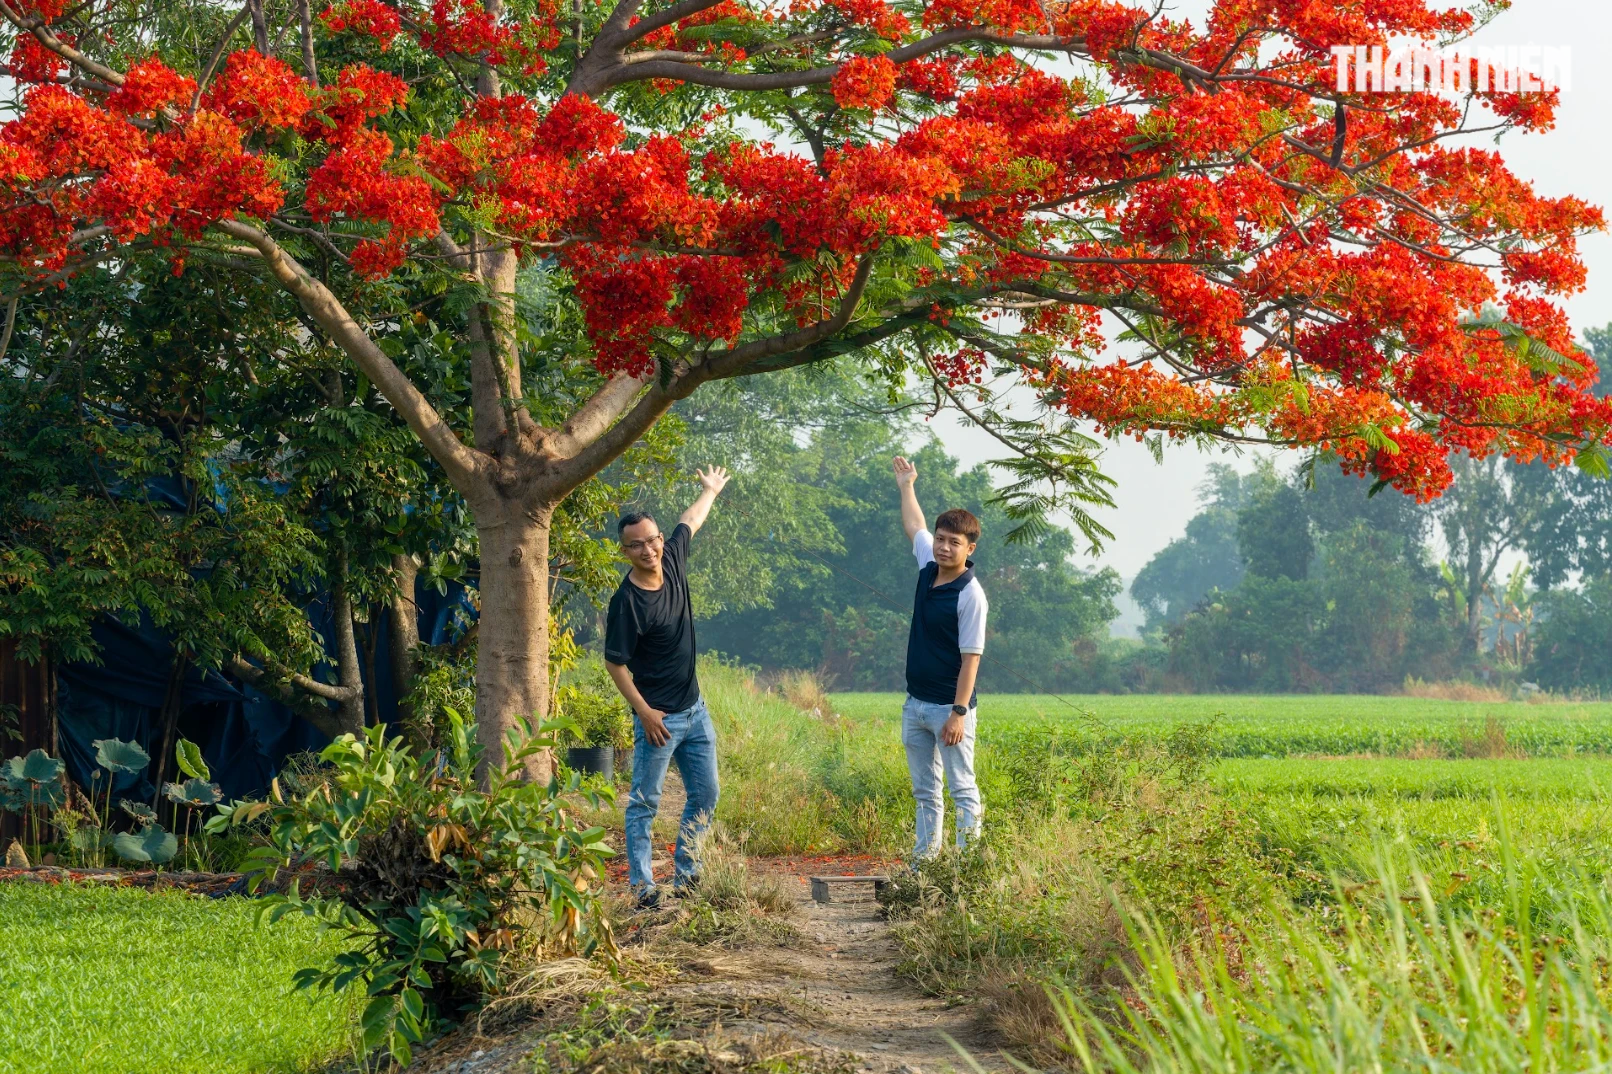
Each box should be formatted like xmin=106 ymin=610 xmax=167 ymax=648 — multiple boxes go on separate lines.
xmin=0 ymin=0 xmax=1605 ymax=759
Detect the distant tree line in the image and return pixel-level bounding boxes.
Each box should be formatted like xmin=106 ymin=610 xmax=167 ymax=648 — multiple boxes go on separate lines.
xmin=1132 ymin=322 xmax=1612 ymax=695
xmin=598 ymin=326 xmax=1612 ymax=696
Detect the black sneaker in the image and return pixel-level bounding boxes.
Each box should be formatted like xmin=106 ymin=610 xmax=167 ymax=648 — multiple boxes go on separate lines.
xmin=634 ymin=887 xmax=663 ymax=911
xmin=671 ymin=874 xmax=701 ymax=899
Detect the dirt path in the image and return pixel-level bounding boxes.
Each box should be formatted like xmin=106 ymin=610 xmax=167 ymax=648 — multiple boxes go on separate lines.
xmin=697 ymin=876 xmax=1002 ymax=1074
xmin=415 ymin=860 xmax=1005 ymax=1074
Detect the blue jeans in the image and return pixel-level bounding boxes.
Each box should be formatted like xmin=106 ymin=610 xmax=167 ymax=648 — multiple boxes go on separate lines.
xmin=625 ymin=695 xmax=720 ymax=894
xmin=901 ymin=695 xmax=982 ymax=860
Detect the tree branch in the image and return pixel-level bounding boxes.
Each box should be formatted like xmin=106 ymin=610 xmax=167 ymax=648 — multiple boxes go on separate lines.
xmin=549 ymin=371 xmax=652 ymax=459
xmin=215 ymin=219 xmax=488 ymax=494
xmin=226 ymin=657 xmax=353 ymax=739
xmin=0 ymin=0 xmax=126 ymax=86
xmin=573 ymin=26 xmax=1086 ymax=95
xmin=703 ymin=254 xmax=877 ymax=379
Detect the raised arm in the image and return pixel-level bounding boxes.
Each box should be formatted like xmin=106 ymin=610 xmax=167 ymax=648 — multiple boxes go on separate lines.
xmin=893 ymin=456 xmax=926 ymax=541
xmin=678 ymin=466 xmax=730 ymax=536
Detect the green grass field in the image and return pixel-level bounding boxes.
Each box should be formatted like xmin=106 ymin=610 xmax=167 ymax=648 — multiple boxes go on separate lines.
xmin=829 ymin=691 xmax=1612 ymax=757
xmin=0 ymin=882 xmax=359 ymax=1074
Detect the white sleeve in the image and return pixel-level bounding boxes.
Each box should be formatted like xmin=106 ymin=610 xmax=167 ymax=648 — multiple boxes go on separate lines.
xmin=958 ymin=579 xmax=988 ymax=654
xmin=913 ymin=529 xmax=935 ymax=568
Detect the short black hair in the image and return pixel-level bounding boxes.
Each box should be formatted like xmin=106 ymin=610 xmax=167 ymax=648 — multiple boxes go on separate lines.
xmin=934 ymin=508 xmax=981 ymax=543
xmin=617 ymin=511 xmax=657 ymax=537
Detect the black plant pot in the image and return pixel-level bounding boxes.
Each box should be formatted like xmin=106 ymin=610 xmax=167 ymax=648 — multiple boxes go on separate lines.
xmin=567 ymin=746 xmax=615 ymax=780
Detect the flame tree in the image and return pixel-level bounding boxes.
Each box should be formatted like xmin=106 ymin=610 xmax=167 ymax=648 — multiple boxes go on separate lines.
xmin=0 ymin=0 xmax=1604 ymax=772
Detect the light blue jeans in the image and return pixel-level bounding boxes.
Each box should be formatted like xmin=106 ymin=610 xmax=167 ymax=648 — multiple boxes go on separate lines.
xmin=901 ymin=695 xmax=982 ymax=860
xmin=625 ymin=695 xmax=720 ymax=895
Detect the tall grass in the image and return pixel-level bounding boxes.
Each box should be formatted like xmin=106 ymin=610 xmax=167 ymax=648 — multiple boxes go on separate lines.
xmin=1052 ymin=833 xmax=1612 ymax=1073
xmin=700 ymin=659 xmax=910 ymax=855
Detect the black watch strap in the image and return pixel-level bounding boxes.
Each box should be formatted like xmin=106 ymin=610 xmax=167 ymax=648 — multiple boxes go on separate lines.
xmin=951 ymin=704 xmax=968 ymax=716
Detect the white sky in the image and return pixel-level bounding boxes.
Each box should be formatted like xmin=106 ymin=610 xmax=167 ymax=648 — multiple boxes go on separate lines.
xmin=931 ymin=0 xmax=1612 ymax=585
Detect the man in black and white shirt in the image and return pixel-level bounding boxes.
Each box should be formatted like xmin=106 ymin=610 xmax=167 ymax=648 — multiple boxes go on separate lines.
xmin=892 ymin=455 xmax=988 ymax=859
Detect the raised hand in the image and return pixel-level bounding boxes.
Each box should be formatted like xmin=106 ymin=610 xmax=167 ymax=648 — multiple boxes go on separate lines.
xmin=892 ymin=456 xmax=917 ymax=488
xmin=695 ymin=465 xmax=730 ymax=494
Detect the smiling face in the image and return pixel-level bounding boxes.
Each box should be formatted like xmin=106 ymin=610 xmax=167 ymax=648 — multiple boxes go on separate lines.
xmin=932 ymin=526 xmax=977 ymax=569
xmin=620 ymin=517 xmax=665 ymax=573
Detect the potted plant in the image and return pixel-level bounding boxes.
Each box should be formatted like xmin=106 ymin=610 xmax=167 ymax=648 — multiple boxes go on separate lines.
xmin=555 ymin=670 xmax=632 ymax=779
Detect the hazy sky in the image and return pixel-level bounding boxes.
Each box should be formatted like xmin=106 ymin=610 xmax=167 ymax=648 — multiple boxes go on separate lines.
xmin=931 ymin=0 xmax=1612 ymax=583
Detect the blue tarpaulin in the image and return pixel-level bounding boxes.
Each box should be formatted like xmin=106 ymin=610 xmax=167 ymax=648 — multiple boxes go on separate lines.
xmin=54 ymin=582 xmax=475 ymax=802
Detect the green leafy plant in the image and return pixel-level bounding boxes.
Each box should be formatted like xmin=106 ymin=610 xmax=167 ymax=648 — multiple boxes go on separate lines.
xmin=214 ymin=712 xmax=616 ymax=1064
xmin=90 ymin=737 xmax=150 ymax=833
xmin=164 ymin=740 xmax=223 ymax=870
xmin=555 ymin=669 xmax=633 ymax=752
xmin=1 ymin=749 xmax=66 ymax=849
xmin=113 ymin=824 xmax=178 ymax=865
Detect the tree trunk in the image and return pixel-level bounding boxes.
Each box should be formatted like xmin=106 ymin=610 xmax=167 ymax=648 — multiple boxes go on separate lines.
xmin=1465 ymin=545 xmax=1485 ymax=655
xmin=331 ymin=548 xmax=366 ymax=736
xmin=389 ymin=553 xmax=421 ymax=727
xmin=473 ymin=503 xmax=554 ymax=782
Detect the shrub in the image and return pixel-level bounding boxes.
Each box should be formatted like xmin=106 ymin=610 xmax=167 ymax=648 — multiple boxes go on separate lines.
xmin=554 ymin=667 xmax=633 ymax=751
xmin=216 ymin=712 xmax=616 ymax=1064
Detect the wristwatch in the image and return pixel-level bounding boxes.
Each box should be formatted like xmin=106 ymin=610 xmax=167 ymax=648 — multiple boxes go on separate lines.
xmin=950 ymin=704 xmax=968 ymax=717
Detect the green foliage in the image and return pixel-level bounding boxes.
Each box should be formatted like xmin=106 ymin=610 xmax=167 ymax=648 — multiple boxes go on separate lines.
xmin=1130 ymin=465 xmax=1251 ymax=631
xmin=112 ymin=825 xmax=178 ymax=865
xmin=173 ymin=737 xmax=209 ymax=782
xmin=164 ymin=777 xmax=223 ymax=808
xmin=93 ymin=737 xmax=150 ymax=776
xmin=1530 ymin=573 xmax=1612 ymax=692
xmin=555 ymin=666 xmax=633 ymax=750
xmin=223 ymin=715 xmax=616 ymax=1064
xmin=1139 ymin=457 xmax=1461 ymax=691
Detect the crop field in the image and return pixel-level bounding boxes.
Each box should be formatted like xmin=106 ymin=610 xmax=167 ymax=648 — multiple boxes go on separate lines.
xmin=829 ymin=691 xmax=1612 ymax=757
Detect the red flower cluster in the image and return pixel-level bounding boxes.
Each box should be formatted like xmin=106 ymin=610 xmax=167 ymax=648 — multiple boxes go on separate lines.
xmin=8 ymin=34 xmax=64 ymax=84
xmin=421 ymin=0 xmax=561 ymax=74
xmin=831 ymin=55 xmax=896 ymax=110
xmin=319 ymin=0 xmax=401 ymax=46
xmin=107 ymin=57 xmax=197 ymax=118
xmin=201 ymin=51 xmax=314 ymax=132
xmin=306 ymin=129 xmax=438 ymax=278
xmin=0 ymin=0 xmax=1603 ymax=497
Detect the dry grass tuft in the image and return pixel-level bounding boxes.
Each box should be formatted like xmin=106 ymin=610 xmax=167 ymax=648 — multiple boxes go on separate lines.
xmin=1460 ymin=715 xmax=1521 ymax=759
xmin=768 ymin=670 xmax=843 ymax=726
xmin=1402 ymin=678 xmax=1510 ymax=703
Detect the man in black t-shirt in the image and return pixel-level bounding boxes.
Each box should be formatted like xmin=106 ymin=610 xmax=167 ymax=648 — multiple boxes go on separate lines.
xmin=605 ymin=466 xmax=729 ymax=908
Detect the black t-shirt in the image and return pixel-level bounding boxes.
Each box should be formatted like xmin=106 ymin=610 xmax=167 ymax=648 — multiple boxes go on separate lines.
xmin=604 ymin=523 xmax=700 ymax=713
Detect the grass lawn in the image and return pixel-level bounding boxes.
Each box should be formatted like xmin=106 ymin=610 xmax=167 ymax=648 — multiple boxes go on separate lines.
xmin=829 ymin=691 xmax=1612 ymax=756
xmin=0 ymin=882 xmax=359 ymax=1074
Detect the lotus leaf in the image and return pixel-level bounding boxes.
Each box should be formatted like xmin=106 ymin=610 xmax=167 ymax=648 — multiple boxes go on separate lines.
xmin=113 ymin=825 xmax=177 ymax=864
xmin=0 ymin=784 xmax=24 ymax=812
xmin=175 ymin=738 xmax=210 ymax=782
xmin=165 ymin=778 xmax=223 ymax=808
xmin=119 ymin=799 xmax=159 ymax=825
xmin=12 ymin=780 xmax=65 ymax=810
xmin=94 ymin=738 xmax=151 ymax=775
xmin=2 ymin=749 xmax=64 ymax=786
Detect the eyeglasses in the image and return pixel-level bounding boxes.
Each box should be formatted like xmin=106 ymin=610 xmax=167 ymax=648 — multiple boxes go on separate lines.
xmin=623 ymin=534 xmax=665 ymax=553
